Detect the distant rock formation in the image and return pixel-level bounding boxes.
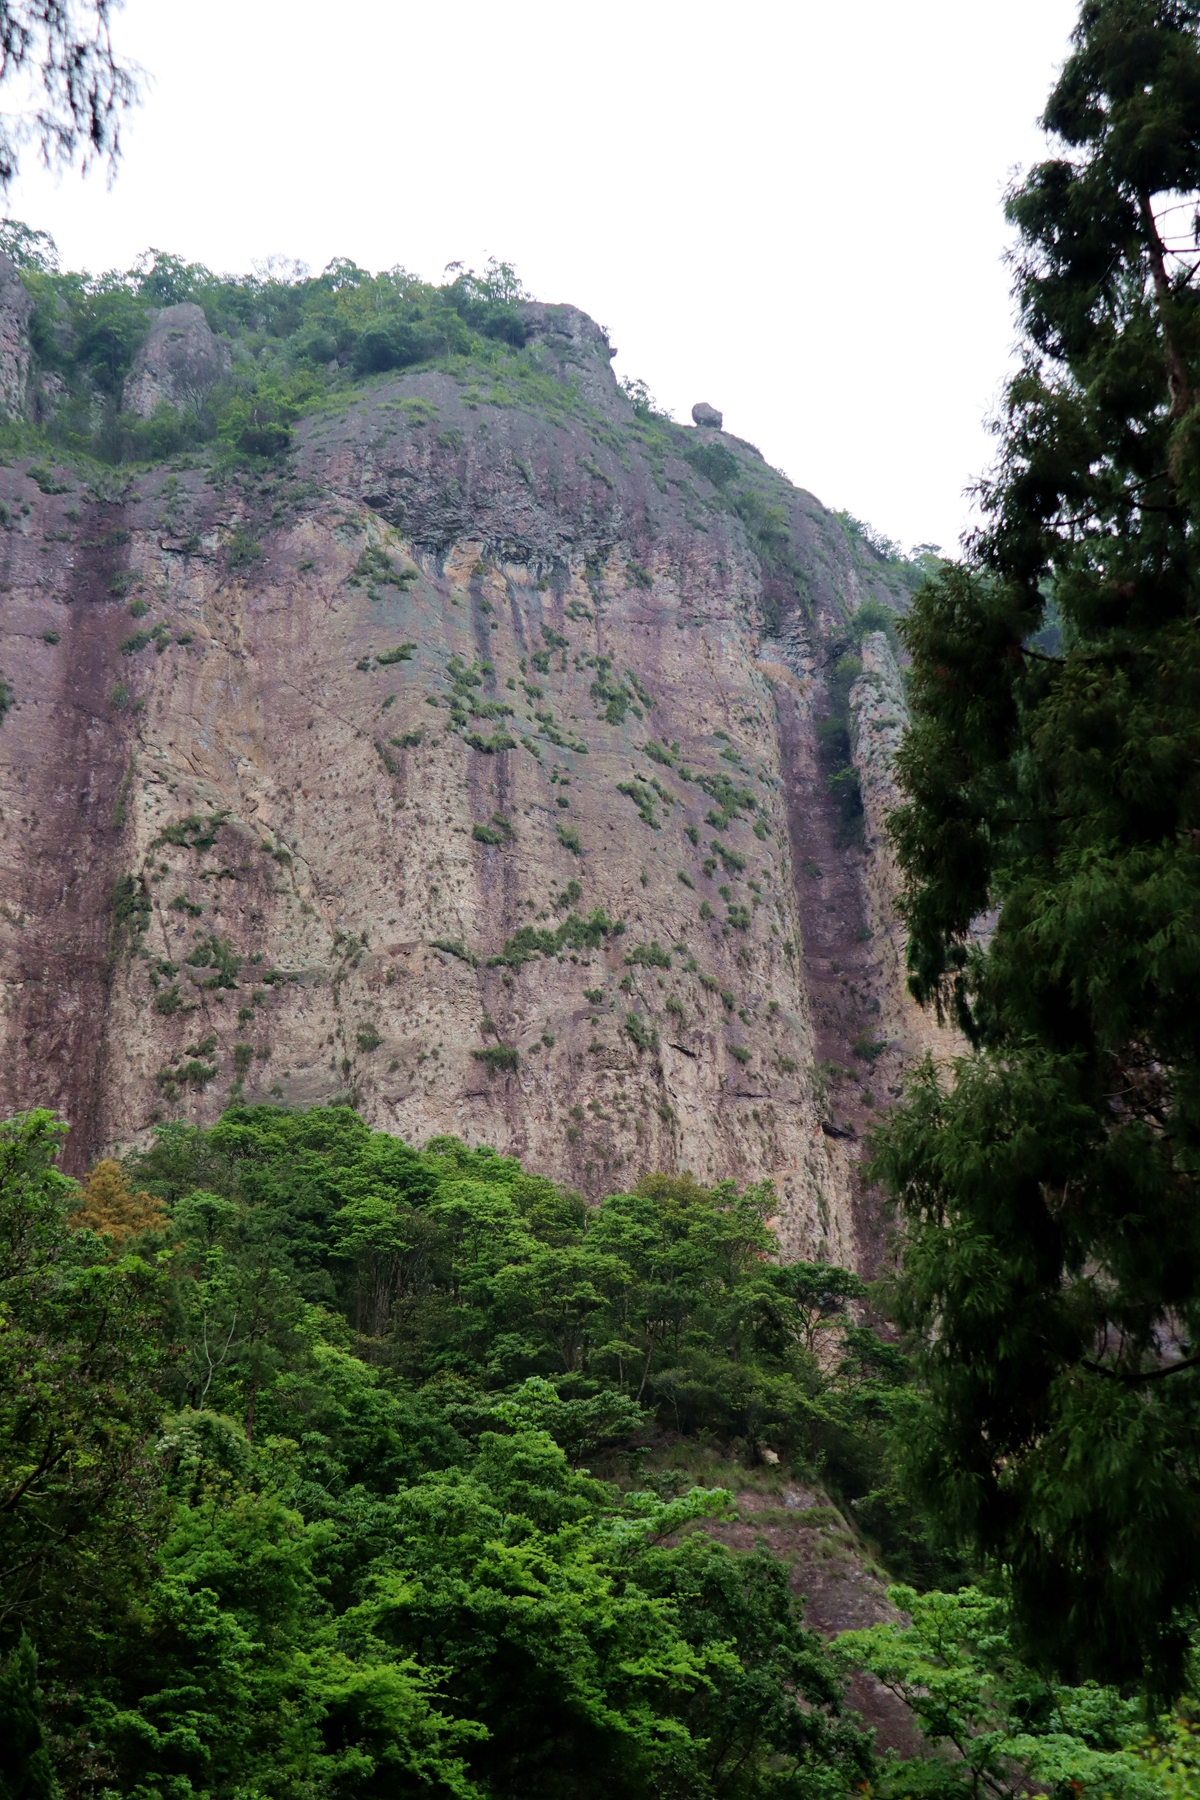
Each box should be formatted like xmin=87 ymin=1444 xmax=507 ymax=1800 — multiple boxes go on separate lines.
xmin=692 ymin=401 xmax=723 ymax=428
xmin=0 ymin=255 xmax=32 ymax=418
xmin=123 ymin=302 xmax=231 ymax=418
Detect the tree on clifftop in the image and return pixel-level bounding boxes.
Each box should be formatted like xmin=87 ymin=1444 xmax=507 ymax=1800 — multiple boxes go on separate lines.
xmin=875 ymin=0 xmax=1200 ymax=1688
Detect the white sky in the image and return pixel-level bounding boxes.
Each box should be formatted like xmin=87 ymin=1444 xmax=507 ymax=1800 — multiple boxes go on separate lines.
xmin=5 ymin=0 xmax=1080 ymax=555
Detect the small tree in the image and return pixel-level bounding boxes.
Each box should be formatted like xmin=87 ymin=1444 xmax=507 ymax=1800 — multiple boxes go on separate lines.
xmin=0 ymin=1112 xmax=166 ymax=1647
xmin=69 ymin=1156 xmax=165 ymax=1243
xmin=0 ymin=1635 xmax=57 ymax=1800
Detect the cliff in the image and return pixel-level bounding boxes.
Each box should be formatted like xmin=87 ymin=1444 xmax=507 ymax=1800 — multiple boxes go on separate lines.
xmin=0 ymin=270 xmax=949 ymax=1264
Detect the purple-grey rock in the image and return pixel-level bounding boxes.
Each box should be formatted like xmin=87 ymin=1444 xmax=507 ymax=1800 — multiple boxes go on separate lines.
xmin=692 ymin=401 xmax=723 ymax=429
xmin=0 ymin=255 xmax=32 ymax=418
xmin=123 ymin=303 xmax=232 ymax=418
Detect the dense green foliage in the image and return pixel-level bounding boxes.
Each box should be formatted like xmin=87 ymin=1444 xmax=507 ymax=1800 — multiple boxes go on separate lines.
xmin=7 ymin=239 xmax=532 ymax=464
xmin=1 ymin=1104 xmax=939 ymax=1800
xmin=840 ymin=1588 xmax=1200 ymax=1800
xmin=7 ymin=1102 xmax=1195 ymax=1799
xmin=877 ymin=0 xmax=1200 ymax=1688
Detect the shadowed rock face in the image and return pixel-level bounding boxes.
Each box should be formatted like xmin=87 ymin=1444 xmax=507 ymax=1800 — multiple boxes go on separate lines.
xmin=0 ymin=298 xmax=944 ymax=1263
xmin=0 ymin=254 xmax=32 ymax=418
xmin=851 ymin=633 xmax=968 ymax=1069
xmin=123 ymin=303 xmax=232 ymax=417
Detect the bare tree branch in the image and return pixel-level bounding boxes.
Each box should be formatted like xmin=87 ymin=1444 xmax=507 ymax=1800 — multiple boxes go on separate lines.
xmin=0 ymin=1 xmax=139 ymax=188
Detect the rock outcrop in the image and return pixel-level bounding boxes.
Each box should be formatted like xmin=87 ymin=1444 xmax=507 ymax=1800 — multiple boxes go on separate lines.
xmin=0 ymin=255 xmax=32 ymax=418
xmin=850 ymin=632 xmax=967 ymax=1068
xmin=0 ymin=294 xmax=937 ymax=1268
xmin=692 ymin=401 xmax=723 ymax=428
xmin=122 ymin=302 xmax=232 ymax=417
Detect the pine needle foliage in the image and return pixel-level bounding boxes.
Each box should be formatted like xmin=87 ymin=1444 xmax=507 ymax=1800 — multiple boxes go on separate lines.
xmin=876 ymin=0 xmax=1200 ymax=1690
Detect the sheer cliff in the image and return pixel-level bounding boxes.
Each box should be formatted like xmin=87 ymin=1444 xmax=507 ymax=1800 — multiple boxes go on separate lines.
xmin=0 ymin=279 xmax=946 ymax=1264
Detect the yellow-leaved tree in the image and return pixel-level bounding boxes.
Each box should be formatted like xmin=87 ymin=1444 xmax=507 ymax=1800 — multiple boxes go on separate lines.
xmin=70 ymin=1159 xmax=166 ymax=1243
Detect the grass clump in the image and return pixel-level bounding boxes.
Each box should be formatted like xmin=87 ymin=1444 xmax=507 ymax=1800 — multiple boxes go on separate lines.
xmin=489 ymin=908 xmax=623 ymax=972
xmin=473 ymin=813 xmax=514 ymax=846
xmin=624 ymin=941 xmax=671 ymax=970
xmin=625 ymin=1012 xmax=659 ymax=1052
xmin=154 ymin=812 xmax=229 ymax=853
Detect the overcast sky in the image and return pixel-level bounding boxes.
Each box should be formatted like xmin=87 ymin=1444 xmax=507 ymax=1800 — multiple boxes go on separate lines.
xmin=6 ymin=0 xmax=1080 ymax=555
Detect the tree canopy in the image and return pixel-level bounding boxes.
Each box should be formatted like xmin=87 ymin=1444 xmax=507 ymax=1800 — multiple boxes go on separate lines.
xmin=5 ymin=243 xmax=537 ymax=466
xmin=877 ymin=0 xmax=1200 ymax=1688
xmin=0 ymin=1105 xmax=910 ymax=1800
xmin=2 ymin=1090 xmax=1196 ymax=1799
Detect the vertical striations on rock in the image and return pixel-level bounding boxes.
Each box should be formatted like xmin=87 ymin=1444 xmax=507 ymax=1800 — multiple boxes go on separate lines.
xmin=849 ymin=631 xmax=966 ymax=1068
xmin=0 ymin=286 xmax=935 ymax=1268
xmin=0 ymin=254 xmax=32 ymax=419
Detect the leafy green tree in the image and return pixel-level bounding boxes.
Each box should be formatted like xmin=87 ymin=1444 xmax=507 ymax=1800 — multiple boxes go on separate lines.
xmin=0 ymin=1111 xmax=166 ymax=1655
xmin=632 ymin=1537 xmax=873 ymax=1800
xmin=0 ymin=1101 xmax=904 ymax=1800
xmin=488 ymin=1376 xmax=648 ymax=1466
xmin=72 ymin=280 xmax=148 ymax=391
xmin=167 ymin=1188 xmax=312 ymax=1438
xmin=877 ymin=0 xmax=1200 ymax=1686
xmin=837 ymin=1586 xmax=1200 ymax=1800
xmin=127 ymin=1109 xmax=919 ymax=1532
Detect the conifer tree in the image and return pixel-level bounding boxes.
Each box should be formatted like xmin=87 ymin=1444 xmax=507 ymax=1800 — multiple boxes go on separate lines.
xmin=876 ymin=0 xmax=1200 ymax=1686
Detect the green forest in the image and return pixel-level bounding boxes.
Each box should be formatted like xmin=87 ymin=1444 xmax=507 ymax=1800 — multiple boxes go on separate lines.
xmin=2 ymin=228 xmax=535 ymax=467
xmin=5 ymin=1103 xmax=1199 ymax=1800
xmin=11 ymin=0 xmax=1200 ymax=1793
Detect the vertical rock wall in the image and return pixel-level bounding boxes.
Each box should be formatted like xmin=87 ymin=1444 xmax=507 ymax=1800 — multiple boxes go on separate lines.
xmin=849 ymin=632 xmax=967 ymax=1068
xmin=0 ymin=255 xmax=32 ymax=419
xmin=0 ymin=297 xmax=938 ymax=1268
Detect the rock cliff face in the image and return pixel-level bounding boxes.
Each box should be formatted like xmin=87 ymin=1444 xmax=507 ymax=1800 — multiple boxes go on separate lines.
xmin=850 ymin=632 xmax=967 ymax=1069
xmin=0 ymin=255 xmax=32 ymax=419
xmin=0 ymin=296 xmax=948 ymax=1265
xmin=123 ymin=303 xmax=233 ymax=418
